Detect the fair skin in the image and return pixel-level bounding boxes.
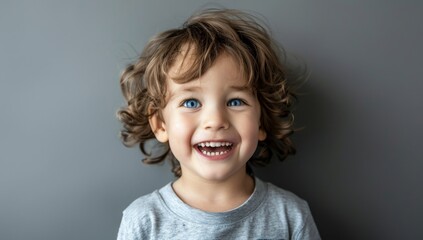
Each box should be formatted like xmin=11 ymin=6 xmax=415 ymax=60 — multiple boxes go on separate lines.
xmin=150 ymin=52 xmax=266 ymax=212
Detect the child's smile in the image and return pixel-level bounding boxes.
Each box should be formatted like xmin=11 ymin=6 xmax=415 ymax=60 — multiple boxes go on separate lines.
xmin=195 ymin=141 xmax=233 ymax=157
xmin=151 ymin=52 xmax=266 ymax=182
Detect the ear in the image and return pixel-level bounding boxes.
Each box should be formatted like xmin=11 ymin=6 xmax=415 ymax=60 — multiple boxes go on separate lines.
xmin=149 ymin=113 xmax=169 ymax=143
xmin=258 ymin=127 xmax=267 ymax=141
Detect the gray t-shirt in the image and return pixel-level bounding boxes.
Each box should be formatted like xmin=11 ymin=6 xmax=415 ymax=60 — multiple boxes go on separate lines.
xmin=117 ymin=177 xmax=320 ymax=240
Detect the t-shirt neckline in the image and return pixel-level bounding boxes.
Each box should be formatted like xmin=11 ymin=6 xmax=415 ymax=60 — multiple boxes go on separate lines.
xmin=156 ymin=177 xmax=267 ymax=225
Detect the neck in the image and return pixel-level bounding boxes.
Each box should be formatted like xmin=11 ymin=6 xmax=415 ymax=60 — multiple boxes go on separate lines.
xmin=172 ymin=170 xmax=255 ymax=212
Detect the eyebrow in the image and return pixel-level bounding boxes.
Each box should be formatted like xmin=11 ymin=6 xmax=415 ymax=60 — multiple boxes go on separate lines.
xmin=167 ymin=85 xmax=251 ymax=100
xmin=178 ymin=86 xmax=202 ymax=92
xmin=229 ymin=85 xmax=250 ymax=91
xmin=167 ymin=86 xmax=200 ymax=101
xmin=175 ymin=85 xmax=249 ymax=92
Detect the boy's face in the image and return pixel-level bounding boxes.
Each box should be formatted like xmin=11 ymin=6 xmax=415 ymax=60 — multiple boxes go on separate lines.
xmin=150 ymin=53 xmax=266 ymax=182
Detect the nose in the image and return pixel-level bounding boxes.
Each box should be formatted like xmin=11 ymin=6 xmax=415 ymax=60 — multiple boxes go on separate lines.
xmin=202 ymin=104 xmax=229 ymax=131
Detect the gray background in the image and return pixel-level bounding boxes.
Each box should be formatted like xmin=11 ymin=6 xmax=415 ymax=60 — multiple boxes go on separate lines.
xmin=1 ymin=1 xmax=422 ymax=239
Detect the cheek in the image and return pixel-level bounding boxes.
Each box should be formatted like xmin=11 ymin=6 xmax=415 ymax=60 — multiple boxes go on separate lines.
xmin=168 ymin=115 xmax=195 ymax=135
xmin=236 ymin=114 xmax=261 ymax=152
xmin=238 ymin=109 xmax=261 ymax=134
xmin=166 ymin=115 xmax=196 ymax=152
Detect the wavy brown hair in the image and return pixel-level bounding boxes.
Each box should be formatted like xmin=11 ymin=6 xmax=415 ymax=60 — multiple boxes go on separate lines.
xmin=117 ymin=9 xmax=297 ymax=177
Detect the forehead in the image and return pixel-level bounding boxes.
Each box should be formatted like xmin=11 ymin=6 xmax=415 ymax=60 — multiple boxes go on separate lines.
xmin=167 ymin=52 xmax=248 ymax=91
xmin=169 ymin=49 xmax=246 ymax=80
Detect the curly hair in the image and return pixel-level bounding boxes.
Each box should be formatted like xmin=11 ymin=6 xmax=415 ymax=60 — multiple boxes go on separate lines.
xmin=117 ymin=8 xmax=297 ymax=177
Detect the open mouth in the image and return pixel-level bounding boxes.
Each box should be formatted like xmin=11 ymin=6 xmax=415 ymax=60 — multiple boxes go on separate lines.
xmin=195 ymin=141 xmax=233 ymax=156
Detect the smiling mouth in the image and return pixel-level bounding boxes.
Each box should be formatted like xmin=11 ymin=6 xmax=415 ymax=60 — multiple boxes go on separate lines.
xmin=195 ymin=141 xmax=233 ymax=156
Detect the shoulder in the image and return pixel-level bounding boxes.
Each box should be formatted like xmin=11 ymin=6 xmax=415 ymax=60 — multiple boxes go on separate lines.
xmin=122 ymin=190 xmax=161 ymax=219
xmin=264 ymin=181 xmax=311 ymax=222
xmin=120 ymin=182 xmax=176 ymax=226
xmin=117 ymin=187 xmax=168 ymax=240
xmin=265 ymin=181 xmax=310 ymax=214
xmin=258 ymin=179 xmax=321 ymax=239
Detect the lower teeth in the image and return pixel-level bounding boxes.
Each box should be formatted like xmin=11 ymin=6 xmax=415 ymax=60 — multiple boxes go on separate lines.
xmin=202 ymin=150 xmax=227 ymax=156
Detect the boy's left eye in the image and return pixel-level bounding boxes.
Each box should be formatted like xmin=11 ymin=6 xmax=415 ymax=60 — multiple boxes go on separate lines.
xmin=227 ymin=99 xmax=244 ymax=107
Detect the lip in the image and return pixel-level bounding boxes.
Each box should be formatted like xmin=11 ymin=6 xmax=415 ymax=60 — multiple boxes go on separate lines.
xmin=193 ymin=140 xmax=235 ymax=161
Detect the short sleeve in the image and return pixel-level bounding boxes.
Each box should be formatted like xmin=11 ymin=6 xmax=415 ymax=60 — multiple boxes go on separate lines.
xmin=293 ymin=205 xmax=321 ymax=240
xmin=116 ymin=211 xmax=144 ymax=240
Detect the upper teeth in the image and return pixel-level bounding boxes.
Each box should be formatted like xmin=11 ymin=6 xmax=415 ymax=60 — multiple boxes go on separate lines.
xmin=198 ymin=142 xmax=232 ymax=147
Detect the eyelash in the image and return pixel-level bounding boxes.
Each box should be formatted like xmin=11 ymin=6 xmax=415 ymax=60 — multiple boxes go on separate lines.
xmin=227 ymin=98 xmax=246 ymax=107
xmin=182 ymin=99 xmax=201 ymax=108
xmin=180 ymin=98 xmax=247 ymax=108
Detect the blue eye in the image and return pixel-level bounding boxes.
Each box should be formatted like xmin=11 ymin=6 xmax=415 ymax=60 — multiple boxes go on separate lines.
xmin=182 ymin=99 xmax=201 ymax=108
xmin=227 ymin=99 xmax=244 ymax=107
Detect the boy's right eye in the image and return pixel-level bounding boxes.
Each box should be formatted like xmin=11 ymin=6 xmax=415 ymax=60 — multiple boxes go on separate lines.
xmin=182 ymin=99 xmax=201 ymax=108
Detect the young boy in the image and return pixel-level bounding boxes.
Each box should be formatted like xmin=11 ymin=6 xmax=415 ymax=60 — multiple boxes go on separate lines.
xmin=117 ymin=9 xmax=320 ymax=240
